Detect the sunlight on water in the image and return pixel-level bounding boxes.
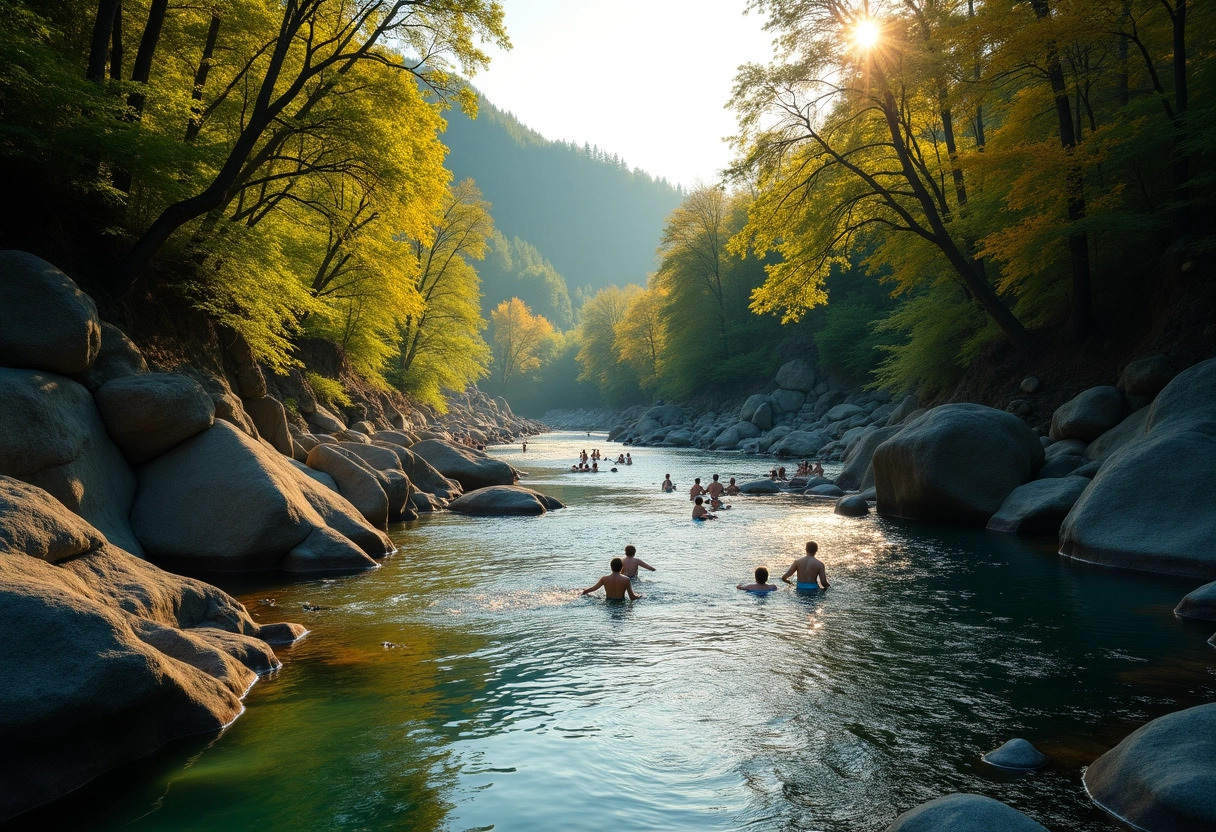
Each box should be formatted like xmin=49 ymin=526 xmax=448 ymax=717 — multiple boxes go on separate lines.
xmin=15 ymin=432 xmax=1216 ymax=832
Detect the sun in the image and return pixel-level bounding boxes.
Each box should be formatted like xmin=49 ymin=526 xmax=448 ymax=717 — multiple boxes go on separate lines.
xmin=851 ymin=18 xmax=881 ymax=51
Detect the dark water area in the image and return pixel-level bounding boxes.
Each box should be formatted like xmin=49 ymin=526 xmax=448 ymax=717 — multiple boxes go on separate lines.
xmin=13 ymin=432 xmax=1216 ymax=831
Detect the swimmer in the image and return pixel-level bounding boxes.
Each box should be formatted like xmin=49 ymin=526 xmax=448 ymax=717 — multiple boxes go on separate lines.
xmin=661 ymin=474 xmax=676 ymax=493
xmin=689 ymin=477 xmax=706 ymax=501
xmin=621 ymin=544 xmax=655 ymax=578
xmin=781 ymin=541 xmax=830 ymax=590
xmin=626 ymin=453 xmax=632 ymax=465
xmin=692 ymin=496 xmax=717 ymax=520
xmin=581 ymin=557 xmax=641 ymax=600
xmin=724 ymin=477 xmax=740 ymax=496
xmin=812 ymin=461 xmax=824 ymax=477
xmin=706 ymin=473 xmax=725 ymax=503
xmin=737 ymin=567 xmax=777 ymax=593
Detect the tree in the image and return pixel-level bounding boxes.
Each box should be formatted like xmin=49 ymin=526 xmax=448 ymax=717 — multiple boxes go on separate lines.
xmin=575 ymin=284 xmax=644 ymax=404
xmin=489 ymin=298 xmax=555 ymax=396
xmin=613 ymin=286 xmax=667 ymax=395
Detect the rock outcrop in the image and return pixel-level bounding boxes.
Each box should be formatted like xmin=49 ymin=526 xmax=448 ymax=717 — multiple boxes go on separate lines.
xmin=986 ymin=477 xmax=1089 ymax=535
xmin=1174 ymin=581 xmax=1216 ymax=621
xmin=885 ymin=794 xmax=1049 ymax=831
xmin=411 ymin=439 xmax=517 ymax=491
xmin=447 ymin=485 xmax=564 ymax=516
xmin=0 ymin=250 xmax=101 ymax=374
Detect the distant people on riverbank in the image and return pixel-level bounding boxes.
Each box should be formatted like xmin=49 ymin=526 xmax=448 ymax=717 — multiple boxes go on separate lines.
xmin=582 ymin=557 xmax=641 ymax=600
xmin=781 ymin=541 xmax=830 ymax=591
xmin=725 ymin=477 xmax=740 ymax=496
xmin=692 ymin=496 xmax=717 ymax=520
xmin=689 ymin=478 xmax=706 ymax=500
xmin=621 ymin=545 xmax=655 ymax=579
xmin=738 ymin=567 xmax=777 ymax=593
xmin=662 ymin=474 xmax=676 ymax=492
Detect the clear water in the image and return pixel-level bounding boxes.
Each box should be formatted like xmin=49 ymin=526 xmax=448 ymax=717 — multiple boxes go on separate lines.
xmin=13 ymin=432 xmax=1216 ymax=832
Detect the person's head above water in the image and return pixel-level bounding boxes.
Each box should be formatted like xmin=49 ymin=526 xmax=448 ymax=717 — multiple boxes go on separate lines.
xmin=712 ymin=474 xmax=719 ymax=481
xmin=729 ymin=477 xmax=736 ymax=484
xmin=611 ymin=557 xmax=623 ymax=573
xmin=694 ymin=477 xmax=701 ymax=484
xmin=625 ymin=545 xmax=636 ymax=557
xmin=754 ymin=567 xmax=769 ymax=583
xmin=806 ymin=541 xmax=819 ymax=555
xmin=694 ymin=496 xmax=704 ymax=505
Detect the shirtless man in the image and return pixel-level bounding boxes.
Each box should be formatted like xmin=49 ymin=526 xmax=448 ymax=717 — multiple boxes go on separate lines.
xmin=661 ymin=474 xmax=676 ymax=493
xmin=582 ymin=557 xmax=642 ymax=600
xmin=621 ymin=545 xmax=655 ymax=579
xmin=706 ymin=474 xmax=725 ymax=503
xmin=738 ymin=567 xmax=777 ymax=593
xmin=781 ymin=541 xmax=830 ymax=590
xmin=724 ymin=477 xmax=740 ymax=497
xmin=692 ymin=496 xmax=717 ymax=520
xmin=689 ymin=477 xmax=706 ymax=501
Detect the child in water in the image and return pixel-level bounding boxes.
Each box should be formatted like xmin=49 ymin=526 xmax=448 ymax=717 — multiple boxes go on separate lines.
xmin=737 ymin=567 xmax=777 ymax=593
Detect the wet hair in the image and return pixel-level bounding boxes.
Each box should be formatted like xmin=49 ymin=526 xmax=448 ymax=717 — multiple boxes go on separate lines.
xmin=712 ymin=474 xmax=719 ymax=481
xmin=625 ymin=545 xmax=636 ymax=556
xmin=694 ymin=496 xmax=703 ymax=505
xmin=755 ymin=567 xmax=769 ymax=583
xmin=729 ymin=477 xmax=736 ymax=483
xmin=694 ymin=477 xmax=701 ymax=483
xmin=611 ymin=557 xmax=623 ymax=572
xmin=806 ymin=541 xmax=819 ymax=555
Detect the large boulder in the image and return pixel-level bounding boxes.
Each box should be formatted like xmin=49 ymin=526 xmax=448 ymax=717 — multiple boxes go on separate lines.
xmin=1119 ymin=354 xmax=1175 ymax=398
xmin=836 ymin=425 xmax=901 ymax=491
xmin=740 ymin=394 xmax=770 ymax=422
xmin=243 ymin=395 xmax=294 ymax=457
xmin=410 ymin=439 xmax=515 ymax=491
xmin=987 ymin=477 xmax=1090 ymax=535
xmin=886 ymin=794 xmax=1049 ymax=831
xmin=1175 ymin=582 xmax=1216 ymax=621
xmin=981 ymin=738 xmax=1049 ymax=770
xmin=751 ymin=401 xmax=774 ymax=431
xmin=774 ymin=359 xmax=816 ymax=391
xmin=1083 ymin=703 xmax=1216 ymax=832
xmin=305 ymin=444 xmax=391 ymax=528
xmin=0 ymin=475 xmax=106 ymax=564
xmin=770 ymin=429 xmax=831 ymax=458
xmin=0 ymin=250 xmax=100 ymax=375
xmin=1049 ymin=385 xmax=1126 ymax=441
xmin=834 ymin=494 xmax=870 ymax=516
xmin=739 ymin=478 xmax=783 ymax=495
xmin=1084 ymin=406 xmax=1150 ymax=461
xmin=131 ymin=421 xmax=386 ymax=572
xmin=639 ymin=403 xmax=684 ymax=427
xmin=1060 ymin=359 xmax=1216 ymax=579
xmin=94 ymin=372 xmax=216 ymax=465
xmin=75 ymin=322 xmax=148 ymax=391
xmin=0 ymin=369 xmax=142 ymax=555
xmin=886 ymin=394 xmax=920 ymax=426
xmin=825 ymin=403 xmax=865 ymax=422
xmin=371 ymin=441 xmax=460 ymax=499
xmin=447 ymin=485 xmax=564 ymax=517
xmin=769 ymin=388 xmax=807 ymax=414
xmin=873 ymin=404 xmax=1044 ymax=524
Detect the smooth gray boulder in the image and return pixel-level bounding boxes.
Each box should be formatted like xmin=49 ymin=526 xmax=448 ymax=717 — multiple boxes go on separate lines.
xmin=981 ymin=738 xmax=1049 ymax=770
xmin=886 ymin=794 xmax=1048 ymax=831
xmin=1049 ymin=385 xmax=1126 ymax=441
xmin=306 ymin=404 xmax=346 ymax=435
xmin=774 ymin=359 xmax=816 ymax=391
xmin=0 ymin=250 xmax=101 ymax=375
xmin=244 ymin=395 xmax=294 ymax=457
xmin=663 ymin=429 xmax=694 ymax=447
xmin=305 ymin=444 xmax=390 ymax=528
xmin=711 ymin=426 xmax=744 ymax=450
xmin=1034 ymin=454 xmax=1086 ymax=479
xmin=1020 ymin=376 xmax=1042 ymax=394
xmin=1120 ymin=354 xmax=1175 ymax=398
xmin=1175 ymin=582 xmax=1216 ymax=621
xmin=770 ymin=429 xmax=830 ymax=458
xmin=639 ymin=403 xmax=684 ymax=427
xmin=873 ymin=404 xmax=1043 ymax=524
xmin=987 ymin=477 xmax=1090 ymax=535
xmin=94 ymin=372 xmax=215 ymax=465
xmin=758 ymin=425 xmax=794 ymax=453
xmin=739 ymin=479 xmax=783 ymax=495
xmin=132 ymin=421 xmax=385 ymax=572
xmin=1061 ymin=359 xmax=1216 ymax=579
xmin=371 ymin=440 xmax=460 ymax=499
xmin=751 ymin=401 xmax=774 ymax=431
xmin=447 ymin=485 xmax=564 ymax=517
xmin=1084 ymin=703 xmax=1216 ymax=832
xmin=0 ymin=369 xmax=142 ymax=555
xmin=1084 ymin=406 xmax=1150 ymax=461
xmin=1045 ymin=438 xmax=1087 ymax=459
xmin=740 ymin=393 xmax=770 ymax=422
xmin=411 ymin=439 xmax=515 ymax=491
xmin=770 ymin=388 xmax=807 ymax=414
xmin=836 ymin=425 xmax=901 ymax=491
xmin=824 ymin=403 xmax=865 ymax=422
xmin=886 ymin=395 xmax=920 ymax=426
xmin=0 ymin=475 xmax=107 ymax=564
xmin=807 ymin=483 xmax=845 ymax=497
xmin=75 ymin=322 xmax=147 ymax=391
xmin=834 ymin=495 xmax=869 ymax=516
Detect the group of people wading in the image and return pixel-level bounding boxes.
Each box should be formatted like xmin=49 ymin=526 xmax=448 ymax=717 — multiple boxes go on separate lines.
xmin=581 ymin=541 xmax=830 ymax=601
xmin=571 ymin=447 xmax=631 ymax=473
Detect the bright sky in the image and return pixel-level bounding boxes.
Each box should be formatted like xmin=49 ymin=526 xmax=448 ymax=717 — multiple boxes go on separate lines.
xmin=469 ymin=1 xmax=777 ymax=188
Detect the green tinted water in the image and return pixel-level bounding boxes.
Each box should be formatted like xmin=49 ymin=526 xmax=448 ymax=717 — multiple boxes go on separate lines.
xmin=14 ymin=432 xmax=1216 ymax=831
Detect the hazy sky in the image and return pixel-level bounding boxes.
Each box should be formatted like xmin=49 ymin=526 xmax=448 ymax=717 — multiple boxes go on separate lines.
xmin=468 ymin=1 xmax=777 ymax=187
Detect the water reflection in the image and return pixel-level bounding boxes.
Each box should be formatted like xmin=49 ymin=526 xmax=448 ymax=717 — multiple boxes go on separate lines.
xmin=11 ymin=432 xmax=1214 ymax=832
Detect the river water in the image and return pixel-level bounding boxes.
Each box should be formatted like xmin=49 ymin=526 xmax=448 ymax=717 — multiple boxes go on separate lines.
xmin=15 ymin=432 xmax=1216 ymax=831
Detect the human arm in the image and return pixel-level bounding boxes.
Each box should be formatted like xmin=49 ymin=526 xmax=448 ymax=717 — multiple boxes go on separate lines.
xmin=819 ymin=566 xmax=830 ymax=589
xmin=639 ymin=559 xmax=655 ymax=571
xmin=581 ymin=578 xmax=605 ymax=596
xmin=627 ymin=584 xmax=642 ymax=600
xmin=781 ymin=563 xmax=797 ymax=584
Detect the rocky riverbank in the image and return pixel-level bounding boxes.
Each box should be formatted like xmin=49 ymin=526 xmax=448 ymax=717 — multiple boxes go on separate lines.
xmin=0 ymin=251 xmax=548 ymax=821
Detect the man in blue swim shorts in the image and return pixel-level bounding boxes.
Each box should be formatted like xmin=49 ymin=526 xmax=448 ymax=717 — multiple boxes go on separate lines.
xmin=781 ymin=541 xmax=830 ymax=590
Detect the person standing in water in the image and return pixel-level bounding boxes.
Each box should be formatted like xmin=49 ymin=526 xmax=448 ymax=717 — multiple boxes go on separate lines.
xmin=662 ymin=474 xmax=676 ymax=492
xmin=621 ymin=545 xmax=655 ymax=578
xmin=725 ymin=477 xmax=740 ymax=496
xmin=689 ymin=477 xmax=706 ymax=500
xmin=781 ymin=541 xmax=830 ymax=590
xmin=737 ymin=567 xmax=777 ymax=593
xmin=692 ymin=496 xmax=717 ymax=520
xmin=582 ymin=558 xmax=641 ymax=600
xmin=706 ymin=474 xmax=725 ymax=503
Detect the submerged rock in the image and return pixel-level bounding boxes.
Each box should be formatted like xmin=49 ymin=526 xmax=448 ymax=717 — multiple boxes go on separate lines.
xmin=834 ymin=494 xmax=869 ymax=516
xmin=1175 ymin=581 xmax=1216 ymax=622
xmin=885 ymin=793 xmax=1048 ymax=831
xmin=738 ymin=479 xmax=783 ymax=495
xmin=447 ymin=485 xmax=564 ymax=517
xmin=1084 ymin=703 xmax=1216 ymax=832
xmin=981 ymin=738 xmax=1049 ymax=770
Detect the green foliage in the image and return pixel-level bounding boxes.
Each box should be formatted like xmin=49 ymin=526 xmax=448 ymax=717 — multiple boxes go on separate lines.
xmin=305 ymin=372 xmax=352 ymax=410
xmin=575 ymin=285 xmax=645 ymax=406
xmin=489 ymin=297 xmax=557 ymax=395
xmin=479 ymin=230 xmax=574 ymax=329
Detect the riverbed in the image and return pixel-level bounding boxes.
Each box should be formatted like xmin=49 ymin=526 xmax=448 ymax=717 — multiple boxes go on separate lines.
xmin=17 ymin=432 xmax=1216 ymax=831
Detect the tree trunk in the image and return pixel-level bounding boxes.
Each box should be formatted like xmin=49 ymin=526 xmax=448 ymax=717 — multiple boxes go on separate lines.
xmin=127 ymin=0 xmax=169 ymax=118
xmin=109 ymin=2 xmax=123 ymax=80
xmin=1169 ymin=0 xmax=1190 ymax=239
xmin=184 ymin=14 xmax=222 ymax=142
xmin=87 ymin=0 xmax=121 ymax=82
xmin=1030 ymin=0 xmax=1092 ymax=341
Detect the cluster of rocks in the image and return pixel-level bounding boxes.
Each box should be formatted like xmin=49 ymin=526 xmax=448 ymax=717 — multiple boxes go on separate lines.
xmin=0 ymin=251 xmax=553 ymax=821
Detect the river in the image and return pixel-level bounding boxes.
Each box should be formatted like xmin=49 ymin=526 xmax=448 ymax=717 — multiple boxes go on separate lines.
xmin=15 ymin=432 xmax=1216 ymax=831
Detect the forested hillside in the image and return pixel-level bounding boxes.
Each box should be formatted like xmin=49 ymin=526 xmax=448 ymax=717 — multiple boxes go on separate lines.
xmin=442 ymin=96 xmax=686 ymax=294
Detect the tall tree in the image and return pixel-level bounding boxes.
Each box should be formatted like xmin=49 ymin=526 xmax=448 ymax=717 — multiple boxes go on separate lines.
xmin=490 ymin=298 xmax=555 ymax=396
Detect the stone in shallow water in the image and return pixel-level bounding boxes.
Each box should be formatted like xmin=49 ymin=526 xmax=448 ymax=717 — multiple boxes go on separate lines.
xmin=885 ymin=793 xmax=1049 ymax=831
xmin=448 ymin=485 xmax=563 ymax=516
xmin=1175 ymin=581 xmax=1216 ymax=622
xmin=834 ymin=494 xmax=869 ymax=517
xmin=981 ymin=738 xmax=1049 ymax=770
